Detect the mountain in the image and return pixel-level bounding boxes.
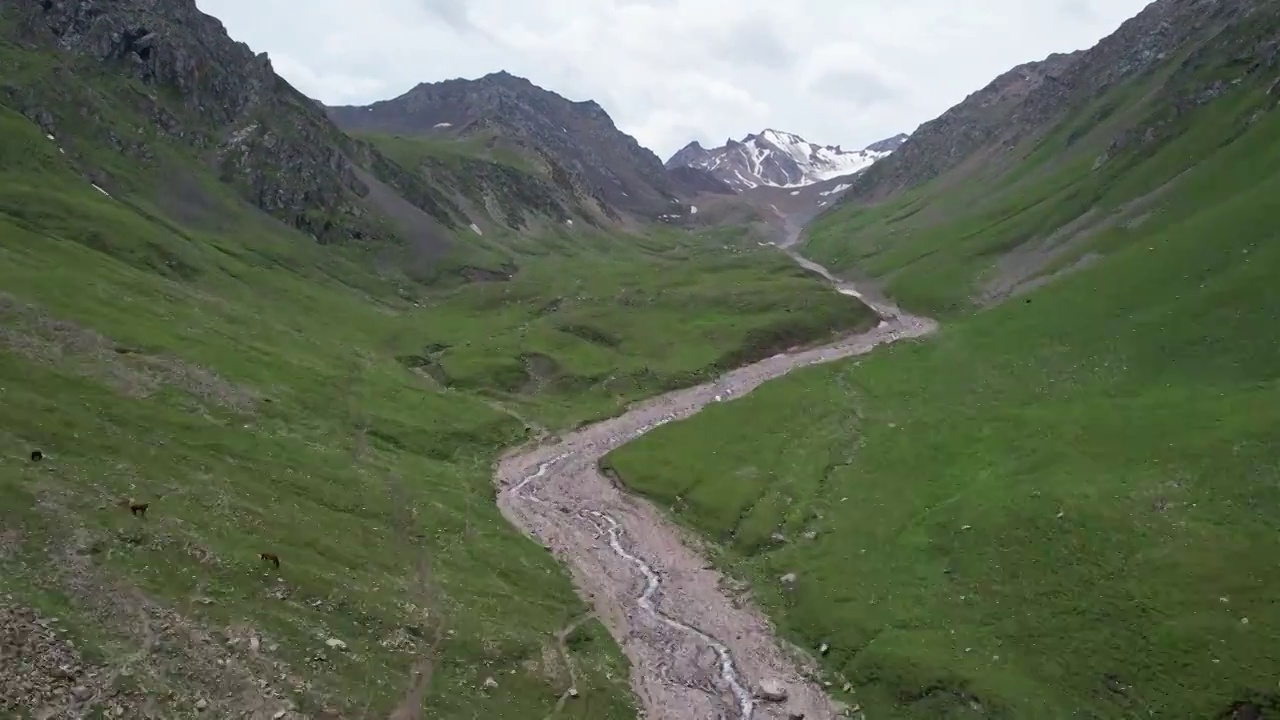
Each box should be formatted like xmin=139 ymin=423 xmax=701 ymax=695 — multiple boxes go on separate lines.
xmin=327 ymin=72 xmax=684 ymax=221
xmin=863 ymin=132 xmax=910 ymax=153
xmin=664 ymin=129 xmax=900 ymax=190
xmin=4 ymin=0 xmax=468 ymax=252
xmin=838 ymin=0 xmax=1279 ymax=204
xmin=0 ymin=0 xmax=641 ymax=282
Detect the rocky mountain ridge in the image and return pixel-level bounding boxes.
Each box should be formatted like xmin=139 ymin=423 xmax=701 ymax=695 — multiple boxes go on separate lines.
xmin=666 ymin=129 xmax=901 ymax=190
xmin=328 ymin=72 xmax=687 ymax=221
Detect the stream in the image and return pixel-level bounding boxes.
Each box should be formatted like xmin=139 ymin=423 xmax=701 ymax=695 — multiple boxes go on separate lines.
xmin=494 ymin=241 xmax=936 ymax=719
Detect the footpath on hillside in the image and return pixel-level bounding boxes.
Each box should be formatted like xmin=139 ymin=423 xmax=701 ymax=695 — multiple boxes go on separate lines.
xmin=490 ymin=237 xmax=936 ymax=719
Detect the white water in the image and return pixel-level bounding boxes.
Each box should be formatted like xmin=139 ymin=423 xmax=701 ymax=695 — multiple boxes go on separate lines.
xmin=586 ymin=511 xmax=756 ymax=718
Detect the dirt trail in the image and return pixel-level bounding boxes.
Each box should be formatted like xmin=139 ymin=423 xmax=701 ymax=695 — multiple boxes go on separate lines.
xmin=494 ymin=241 xmax=936 ymax=719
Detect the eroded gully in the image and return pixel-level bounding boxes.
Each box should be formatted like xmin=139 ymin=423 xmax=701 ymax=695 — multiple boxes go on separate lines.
xmin=494 ymin=237 xmax=936 ymax=719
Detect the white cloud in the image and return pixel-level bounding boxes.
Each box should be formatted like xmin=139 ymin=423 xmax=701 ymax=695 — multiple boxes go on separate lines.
xmin=196 ymin=0 xmax=1152 ymax=159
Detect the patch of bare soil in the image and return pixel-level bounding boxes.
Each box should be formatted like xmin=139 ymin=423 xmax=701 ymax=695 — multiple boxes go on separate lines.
xmin=0 ymin=599 xmax=123 ymax=718
xmin=543 ymin=614 xmax=591 ymax=719
xmin=494 ymin=252 xmax=935 ymax=719
xmin=0 ymin=536 xmax=310 ymax=720
xmin=0 ymin=293 xmax=258 ymax=413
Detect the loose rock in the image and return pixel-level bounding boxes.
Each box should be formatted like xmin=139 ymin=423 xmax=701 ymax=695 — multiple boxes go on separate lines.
xmin=758 ymin=678 xmax=788 ymax=702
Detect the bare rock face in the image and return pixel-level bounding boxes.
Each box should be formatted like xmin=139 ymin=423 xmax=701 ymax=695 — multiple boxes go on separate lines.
xmin=862 ymin=133 xmax=909 ymax=154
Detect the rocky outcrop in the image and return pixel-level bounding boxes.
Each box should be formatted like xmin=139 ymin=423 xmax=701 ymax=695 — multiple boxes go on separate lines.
xmin=664 ymin=165 xmax=737 ymax=197
xmin=328 ymin=72 xmax=683 ymax=220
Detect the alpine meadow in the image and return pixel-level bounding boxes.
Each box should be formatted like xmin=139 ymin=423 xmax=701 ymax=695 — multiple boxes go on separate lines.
xmin=3 ymin=1 xmax=1280 ymax=719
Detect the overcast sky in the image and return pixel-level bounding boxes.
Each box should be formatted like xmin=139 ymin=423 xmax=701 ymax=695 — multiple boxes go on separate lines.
xmin=197 ymin=0 xmax=1152 ymax=160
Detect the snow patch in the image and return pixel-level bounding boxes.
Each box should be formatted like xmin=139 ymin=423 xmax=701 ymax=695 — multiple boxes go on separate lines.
xmin=433 ymin=122 xmax=452 ymax=128
xmin=690 ymin=205 xmax=698 ymax=214
xmin=91 ymin=183 xmax=111 ymax=197
xmin=469 ymin=223 xmax=483 ymax=235
xmin=820 ymin=183 xmax=852 ymax=196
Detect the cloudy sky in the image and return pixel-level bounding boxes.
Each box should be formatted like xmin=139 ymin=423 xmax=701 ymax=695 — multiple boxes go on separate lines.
xmin=197 ymin=0 xmax=1152 ymax=159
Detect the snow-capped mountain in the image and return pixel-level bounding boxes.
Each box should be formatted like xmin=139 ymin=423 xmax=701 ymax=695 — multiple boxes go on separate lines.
xmin=665 ymin=129 xmax=903 ymax=191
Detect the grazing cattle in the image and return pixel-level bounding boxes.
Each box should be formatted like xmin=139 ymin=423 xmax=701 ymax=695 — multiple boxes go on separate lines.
xmin=259 ymin=552 xmax=280 ymax=569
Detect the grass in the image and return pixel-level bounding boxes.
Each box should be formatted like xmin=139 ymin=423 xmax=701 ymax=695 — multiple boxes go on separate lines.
xmin=801 ymin=54 xmax=1280 ymax=318
xmin=358 ymin=130 xmax=539 ymax=176
xmin=419 ymin=238 xmax=876 ymax=429
xmin=605 ymin=63 xmax=1280 ymax=718
xmin=0 ymin=90 xmax=871 ymax=719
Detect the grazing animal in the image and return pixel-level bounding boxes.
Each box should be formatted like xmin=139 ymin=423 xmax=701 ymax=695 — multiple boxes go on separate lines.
xmin=30 ymin=450 xmax=43 ymax=462
xmin=127 ymin=500 xmax=149 ymax=517
xmin=259 ymin=552 xmax=280 ymax=569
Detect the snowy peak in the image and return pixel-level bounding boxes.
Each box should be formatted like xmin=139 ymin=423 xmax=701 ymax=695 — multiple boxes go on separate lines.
xmin=665 ymin=129 xmax=902 ymax=191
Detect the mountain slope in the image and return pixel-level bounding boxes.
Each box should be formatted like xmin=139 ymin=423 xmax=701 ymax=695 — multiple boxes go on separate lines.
xmin=839 ymin=0 xmax=1278 ymax=205
xmin=605 ymin=1 xmax=1280 ymax=717
xmin=666 ymin=129 xmax=899 ymax=190
xmin=328 ymin=72 xmax=684 ymax=221
xmin=807 ymin=0 xmax=1280 ymax=314
xmin=3 ymin=0 xmax=479 ymax=255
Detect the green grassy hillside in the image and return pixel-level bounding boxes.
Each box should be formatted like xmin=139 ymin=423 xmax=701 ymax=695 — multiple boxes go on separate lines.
xmin=358 ymin=130 xmax=538 ymax=175
xmin=606 ymin=49 xmax=1280 ymax=720
xmin=0 ymin=84 xmax=874 ymax=719
xmin=802 ymin=14 xmax=1280 ymax=319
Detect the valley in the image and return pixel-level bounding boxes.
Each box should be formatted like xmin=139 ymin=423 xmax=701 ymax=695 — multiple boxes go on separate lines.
xmin=497 ymin=253 xmax=933 ymax=720
xmin=2 ymin=0 xmax=1279 ymax=718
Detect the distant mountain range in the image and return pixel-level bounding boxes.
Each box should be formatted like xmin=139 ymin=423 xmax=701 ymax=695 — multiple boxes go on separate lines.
xmin=665 ymin=129 xmax=907 ymax=191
